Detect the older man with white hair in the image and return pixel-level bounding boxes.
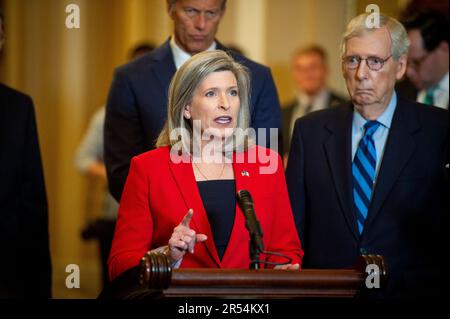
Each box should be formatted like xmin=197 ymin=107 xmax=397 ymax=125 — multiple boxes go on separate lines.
xmin=286 ymin=13 xmax=448 ymax=298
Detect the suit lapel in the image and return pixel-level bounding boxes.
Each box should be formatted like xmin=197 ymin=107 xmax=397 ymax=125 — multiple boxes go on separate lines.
xmin=216 ymin=41 xmax=227 ymax=52
xmin=324 ymin=104 xmax=359 ymax=241
xmin=150 ymin=39 xmax=228 ymax=101
xmin=151 ymin=39 xmax=176 ymax=100
xmin=168 ymin=152 xmax=221 ymax=267
xmin=364 ymin=99 xmax=419 ymax=230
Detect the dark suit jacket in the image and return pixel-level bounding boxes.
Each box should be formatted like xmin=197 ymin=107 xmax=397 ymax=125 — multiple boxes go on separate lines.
xmin=0 ymin=83 xmax=51 ymax=298
xmin=108 ymin=145 xmax=303 ymax=280
xmin=286 ymin=97 xmax=449 ymax=298
xmin=395 ymin=78 xmax=418 ymax=102
xmin=396 ymin=78 xmax=450 ymax=109
xmin=105 ymin=39 xmax=282 ymax=201
xmin=281 ymin=91 xmax=347 ymax=154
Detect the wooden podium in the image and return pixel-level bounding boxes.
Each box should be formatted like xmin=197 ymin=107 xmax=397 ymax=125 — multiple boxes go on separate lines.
xmin=112 ymin=252 xmax=387 ymax=299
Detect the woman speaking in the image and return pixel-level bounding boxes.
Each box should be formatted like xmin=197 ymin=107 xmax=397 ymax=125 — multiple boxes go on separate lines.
xmin=108 ymin=50 xmax=303 ymax=280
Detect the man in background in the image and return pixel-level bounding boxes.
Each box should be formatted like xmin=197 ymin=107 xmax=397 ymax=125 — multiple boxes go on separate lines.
xmin=104 ymin=0 xmax=282 ymax=202
xmin=0 ymin=13 xmax=52 ymax=298
xmin=402 ymin=11 xmax=448 ymax=109
xmin=282 ymin=45 xmax=347 ymax=156
xmin=75 ymin=43 xmax=154 ymax=288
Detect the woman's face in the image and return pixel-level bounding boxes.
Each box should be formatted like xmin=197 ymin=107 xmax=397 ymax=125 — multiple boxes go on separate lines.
xmin=184 ymin=70 xmax=240 ymax=141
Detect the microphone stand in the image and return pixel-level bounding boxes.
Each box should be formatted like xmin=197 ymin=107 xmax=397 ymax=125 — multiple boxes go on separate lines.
xmin=236 ymin=190 xmax=265 ymax=270
xmin=248 ymin=220 xmax=264 ymax=270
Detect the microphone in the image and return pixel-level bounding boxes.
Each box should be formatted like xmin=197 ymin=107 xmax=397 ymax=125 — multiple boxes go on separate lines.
xmin=236 ymin=190 xmax=264 ymax=268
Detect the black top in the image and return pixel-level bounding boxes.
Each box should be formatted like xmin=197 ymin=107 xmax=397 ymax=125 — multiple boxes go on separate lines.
xmin=197 ymin=180 xmax=236 ymax=260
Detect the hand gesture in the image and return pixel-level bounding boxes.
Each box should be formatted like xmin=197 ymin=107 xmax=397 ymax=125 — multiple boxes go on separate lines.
xmin=168 ymin=209 xmax=208 ymax=263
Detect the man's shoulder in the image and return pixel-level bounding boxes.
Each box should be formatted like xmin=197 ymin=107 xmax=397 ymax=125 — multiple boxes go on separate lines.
xmin=235 ymin=54 xmax=268 ymax=70
xmin=329 ymin=90 xmax=348 ymax=106
xmin=301 ymin=103 xmax=350 ymax=124
xmin=0 ymin=83 xmax=31 ymax=103
xmin=0 ymin=83 xmax=34 ymax=115
xmin=398 ymin=96 xmax=448 ymax=128
xmin=291 ymin=103 xmax=352 ymax=139
xmin=227 ymin=51 xmax=271 ymax=76
xmin=114 ymin=41 xmax=171 ymax=77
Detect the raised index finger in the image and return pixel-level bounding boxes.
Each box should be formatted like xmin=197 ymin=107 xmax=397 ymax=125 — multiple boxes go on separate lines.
xmin=180 ymin=209 xmax=194 ymax=227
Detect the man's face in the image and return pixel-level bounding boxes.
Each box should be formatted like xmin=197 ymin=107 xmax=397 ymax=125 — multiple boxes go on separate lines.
xmin=169 ymin=0 xmax=225 ymax=55
xmin=292 ymin=52 xmax=327 ymax=96
xmin=406 ymin=29 xmax=440 ymax=90
xmin=343 ymin=27 xmax=406 ymax=109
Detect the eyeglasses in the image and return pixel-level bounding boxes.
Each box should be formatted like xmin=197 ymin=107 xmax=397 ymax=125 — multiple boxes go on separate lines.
xmin=343 ymin=55 xmax=392 ymax=71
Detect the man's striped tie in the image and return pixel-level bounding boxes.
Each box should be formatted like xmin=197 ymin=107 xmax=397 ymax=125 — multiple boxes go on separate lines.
xmin=352 ymin=120 xmax=381 ymax=234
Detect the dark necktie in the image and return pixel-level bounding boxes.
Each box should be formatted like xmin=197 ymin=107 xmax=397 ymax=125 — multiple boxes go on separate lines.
xmin=352 ymin=120 xmax=381 ymax=234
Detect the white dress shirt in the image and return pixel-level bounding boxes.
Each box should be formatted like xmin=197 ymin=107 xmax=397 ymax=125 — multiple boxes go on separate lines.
xmin=417 ymin=72 xmax=449 ymax=109
xmin=170 ymin=36 xmax=217 ymax=70
xmin=352 ymin=91 xmax=397 ymax=183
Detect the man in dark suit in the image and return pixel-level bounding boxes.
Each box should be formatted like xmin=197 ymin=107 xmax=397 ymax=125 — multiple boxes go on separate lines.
xmin=105 ymin=0 xmax=282 ymax=201
xmin=286 ymin=13 xmax=448 ymax=298
xmin=0 ymin=14 xmax=51 ymax=297
xmin=282 ymin=45 xmax=347 ymax=156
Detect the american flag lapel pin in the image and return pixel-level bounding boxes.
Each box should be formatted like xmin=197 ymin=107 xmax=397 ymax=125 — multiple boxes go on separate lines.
xmin=241 ymin=170 xmax=250 ymax=177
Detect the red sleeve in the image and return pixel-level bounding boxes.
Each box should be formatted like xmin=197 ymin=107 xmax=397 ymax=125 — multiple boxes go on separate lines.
xmin=108 ymin=157 xmax=153 ymax=280
xmin=265 ymin=153 xmax=304 ymax=267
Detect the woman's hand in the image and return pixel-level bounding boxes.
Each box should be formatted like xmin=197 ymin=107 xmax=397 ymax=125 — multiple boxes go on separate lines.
xmin=274 ymin=263 xmax=300 ymax=270
xmin=168 ymin=209 xmax=208 ymax=263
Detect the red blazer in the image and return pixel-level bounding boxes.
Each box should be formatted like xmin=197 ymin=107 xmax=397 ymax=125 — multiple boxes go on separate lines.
xmin=108 ymin=145 xmax=303 ymax=280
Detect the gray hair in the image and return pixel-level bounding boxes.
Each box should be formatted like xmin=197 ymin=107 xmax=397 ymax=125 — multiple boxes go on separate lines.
xmin=156 ymin=50 xmax=251 ymax=152
xmin=341 ymin=13 xmax=410 ymax=60
xmin=167 ymin=0 xmax=227 ymax=11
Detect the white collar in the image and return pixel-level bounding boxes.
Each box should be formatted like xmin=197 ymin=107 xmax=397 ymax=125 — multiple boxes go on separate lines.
xmin=296 ymin=88 xmax=329 ymax=110
xmin=170 ymin=36 xmax=217 ymax=70
xmin=437 ymin=72 xmax=449 ymax=92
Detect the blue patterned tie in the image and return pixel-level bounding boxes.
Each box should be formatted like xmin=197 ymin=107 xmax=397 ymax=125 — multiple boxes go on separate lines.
xmin=352 ymin=120 xmax=381 ymax=234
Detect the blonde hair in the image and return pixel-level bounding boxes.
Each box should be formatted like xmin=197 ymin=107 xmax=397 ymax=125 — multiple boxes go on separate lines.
xmin=341 ymin=13 xmax=410 ymax=60
xmin=156 ymin=50 xmax=251 ymax=153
